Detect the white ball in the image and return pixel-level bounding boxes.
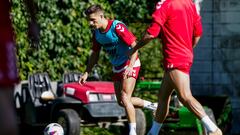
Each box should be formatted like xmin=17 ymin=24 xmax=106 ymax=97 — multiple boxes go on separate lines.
xmin=44 ymin=123 xmax=64 ymax=135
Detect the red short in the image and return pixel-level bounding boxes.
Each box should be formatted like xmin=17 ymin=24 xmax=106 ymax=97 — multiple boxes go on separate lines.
xmin=165 ymin=62 xmax=192 ymax=75
xmin=112 ymin=59 xmax=141 ymax=81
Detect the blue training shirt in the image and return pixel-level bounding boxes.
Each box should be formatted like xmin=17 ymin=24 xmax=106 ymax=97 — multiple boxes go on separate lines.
xmin=94 ymin=20 xmax=132 ymax=67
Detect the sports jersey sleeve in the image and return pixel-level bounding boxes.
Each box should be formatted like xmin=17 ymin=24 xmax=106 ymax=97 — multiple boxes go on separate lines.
xmin=147 ymin=0 xmax=169 ymax=38
xmin=115 ymin=23 xmax=136 ymax=46
xmin=91 ymin=34 xmax=101 ymax=52
xmin=193 ymin=9 xmax=203 ymax=37
xmin=147 ymin=22 xmax=161 ymax=38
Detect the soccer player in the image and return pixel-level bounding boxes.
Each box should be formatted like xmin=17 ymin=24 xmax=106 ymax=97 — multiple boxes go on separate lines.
xmin=129 ymin=0 xmax=222 ymax=135
xmin=0 ymin=0 xmax=39 ymax=135
xmin=79 ymin=4 xmax=157 ymax=135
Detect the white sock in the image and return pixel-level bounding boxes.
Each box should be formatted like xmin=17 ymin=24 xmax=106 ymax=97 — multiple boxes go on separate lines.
xmin=143 ymin=100 xmax=152 ymax=107
xmin=147 ymin=121 xmax=163 ymax=135
xmin=129 ymin=123 xmax=137 ymax=135
xmin=143 ymin=100 xmax=157 ymax=111
xmin=201 ymin=115 xmax=218 ymax=132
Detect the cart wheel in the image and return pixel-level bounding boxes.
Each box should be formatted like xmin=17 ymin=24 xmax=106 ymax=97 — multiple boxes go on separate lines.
xmin=136 ymin=109 xmax=146 ymax=135
xmin=120 ymin=109 xmax=146 ymax=135
xmin=55 ymin=109 xmax=80 ymax=135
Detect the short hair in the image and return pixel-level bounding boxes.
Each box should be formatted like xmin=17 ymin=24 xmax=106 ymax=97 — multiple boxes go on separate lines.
xmin=85 ymin=4 xmax=104 ymax=16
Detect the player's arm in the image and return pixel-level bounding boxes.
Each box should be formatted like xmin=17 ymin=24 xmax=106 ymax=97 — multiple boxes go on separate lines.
xmin=192 ymin=21 xmax=202 ymax=48
xmin=85 ymin=50 xmax=100 ymax=74
xmin=128 ymin=41 xmax=138 ymax=68
xmin=193 ymin=5 xmax=203 ymax=48
xmin=115 ymin=23 xmax=138 ymax=78
xmin=131 ymin=1 xmax=168 ymax=55
xmin=79 ymin=50 xmax=100 ymax=85
xmin=131 ymin=21 xmax=160 ymax=55
xmin=79 ymin=37 xmax=101 ymax=84
xmin=192 ymin=36 xmax=201 ymax=48
xmin=132 ymin=32 xmax=154 ymax=53
xmin=115 ymin=23 xmax=138 ymax=68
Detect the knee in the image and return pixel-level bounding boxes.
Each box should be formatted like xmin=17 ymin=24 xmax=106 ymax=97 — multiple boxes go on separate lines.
xmin=116 ymin=95 xmax=124 ymax=106
xmin=119 ymin=92 xmax=130 ymax=106
xmin=117 ymin=100 xmax=124 ymax=107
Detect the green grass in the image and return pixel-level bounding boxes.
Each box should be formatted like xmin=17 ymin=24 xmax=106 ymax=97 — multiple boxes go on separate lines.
xmin=81 ymin=127 xmax=113 ymax=135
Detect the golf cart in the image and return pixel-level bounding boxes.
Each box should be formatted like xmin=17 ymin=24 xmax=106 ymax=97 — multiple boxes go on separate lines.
xmin=61 ymin=72 xmax=146 ymax=135
xmin=15 ymin=73 xmax=82 ymax=135
xmin=14 ymin=72 xmax=147 ymax=135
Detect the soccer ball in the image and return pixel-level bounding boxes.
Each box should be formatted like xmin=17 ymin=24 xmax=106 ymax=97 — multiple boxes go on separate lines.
xmin=44 ymin=123 xmax=64 ymax=135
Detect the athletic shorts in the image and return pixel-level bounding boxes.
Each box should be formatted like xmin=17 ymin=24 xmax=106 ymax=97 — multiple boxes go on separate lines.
xmin=112 ymin=59 xmax=141 ymax=81
xmin=165 ymin=62 xmax=192 ymax=75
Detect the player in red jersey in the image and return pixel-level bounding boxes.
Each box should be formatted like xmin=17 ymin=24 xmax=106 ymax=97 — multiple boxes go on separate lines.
xmin=129 ymin=0 xmax=222 ymax=135
xmin=0 ymin=0 xmax=39 ymax=135
xmin=79 ymin=5 xmax=157 ymax=135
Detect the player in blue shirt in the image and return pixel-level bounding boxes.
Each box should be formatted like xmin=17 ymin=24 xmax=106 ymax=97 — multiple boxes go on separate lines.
xmin=79 ymin=4 xmax=157 ymax=135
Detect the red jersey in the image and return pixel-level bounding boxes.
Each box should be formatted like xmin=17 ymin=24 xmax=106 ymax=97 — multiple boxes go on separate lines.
xmin=147 ymin=0 xmax=202 ymax=70
xmin=0 ymin=0 xmax=19 ymax=86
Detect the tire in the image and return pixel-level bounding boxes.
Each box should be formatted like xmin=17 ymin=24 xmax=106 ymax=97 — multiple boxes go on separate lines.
xmin=120 ymin=109 xmax=146 ymax=135
xmin=202 ymin=107 xmax=216 ymax=135
xmin=135 ymin=109 xmax=146 ymax=135
xmin=55 ymin=109 xmax=80 ymax=135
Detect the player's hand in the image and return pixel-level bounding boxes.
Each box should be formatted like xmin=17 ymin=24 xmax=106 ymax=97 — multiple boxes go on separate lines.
xmin=79 ymin=72 xmax=88 ymax=85
xmin=123 ymin=66 xmax=135 ymax=79
xmin=126 ymin=47 xmax=135 ymax=57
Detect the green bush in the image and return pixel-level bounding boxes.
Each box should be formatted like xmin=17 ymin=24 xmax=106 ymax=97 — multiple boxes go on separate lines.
xmin=11 ymin=0 xmax=163 ymax=81
xmin=12 ymin=1 xmax=163 ymax=134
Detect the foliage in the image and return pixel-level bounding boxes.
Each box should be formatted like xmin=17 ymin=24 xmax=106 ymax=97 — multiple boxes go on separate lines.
xmin=11 ymin=0 xmax=164 ymax=134
xmin=81 ymin=127 xmax=113 ymax=135
xmin=12 ymin=0 xmax=112 ymax=80
xmin=11 ymin=0 xmax=163 ymax=81
xmin=128 ymin=23 xmax=164 ymax=79
xmin=110 ymin=0 xmax=157 ymax=23
xmin=110 ymin=0 xmax=164 ymax=80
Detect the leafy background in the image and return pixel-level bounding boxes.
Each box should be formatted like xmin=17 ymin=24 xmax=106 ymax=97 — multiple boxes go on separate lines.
xmin=11 ymin=0 xmax=163 ymax=134
xmin=12 ymin=0 xmax=163 ymax=81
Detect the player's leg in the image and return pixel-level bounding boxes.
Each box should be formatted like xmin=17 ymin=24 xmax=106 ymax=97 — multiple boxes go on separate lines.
xmin=128 ymin=80 xmax=157 ymax=111
xmin=169 ymin=69 xmax=206 ymax=118
xmin=168 ymin=69 xmax=222 ymax=135
xmin=122 ymin=77 xmax=138 ymax=135
xmin=128 ymin=66 xmax=157 ymax=111
xmin=0 ymin=86 xmax=18 ymax=135
xmin=114 ymin=81 xmax=123 ymax=106
xmin=113 ymin=66 xmax=157 ymax=111
xmin=114 ymin=79 xmax=137 ymax=135
xmin=130 ymin=96 xmax=158 ymax=111
xmin=147 ymin=72 xmax=174 ymax=135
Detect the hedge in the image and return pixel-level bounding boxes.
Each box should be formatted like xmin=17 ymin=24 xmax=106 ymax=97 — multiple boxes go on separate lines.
xmin=11 ymin=0 xmax=164 ymax=81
